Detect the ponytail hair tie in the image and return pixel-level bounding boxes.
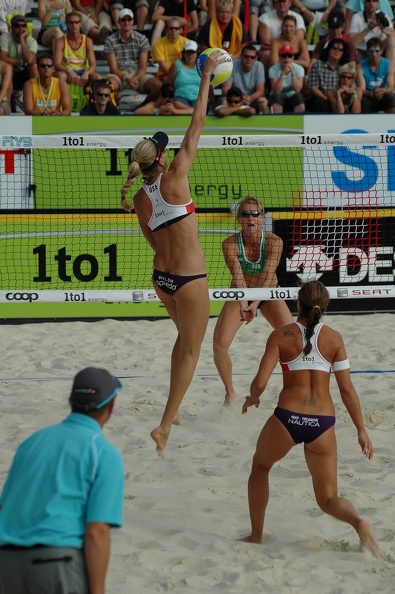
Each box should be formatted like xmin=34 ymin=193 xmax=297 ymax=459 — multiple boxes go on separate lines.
xmin=313 ymin=305 xmax=320 ymax=310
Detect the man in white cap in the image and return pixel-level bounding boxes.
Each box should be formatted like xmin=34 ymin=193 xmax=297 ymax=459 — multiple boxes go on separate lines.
xmin=0 ymin=367 xmax=124 ymax=594
xmin=152 ymin=17 xmax=188 ymax=80
xmin=104 ymin=7 xmax=162 ymax=108
xmin=109 ymin=0 xmax=150 ymax=34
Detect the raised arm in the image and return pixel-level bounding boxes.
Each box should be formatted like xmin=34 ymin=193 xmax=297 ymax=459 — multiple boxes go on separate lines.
xmin=169 ymin=50 xmax=225 ymax=177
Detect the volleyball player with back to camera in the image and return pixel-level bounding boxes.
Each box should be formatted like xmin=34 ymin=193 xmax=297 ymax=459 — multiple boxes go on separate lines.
xmin=242 ymin=280 xmax=380 ymax=558
xmin=120 ymin=50 xmax=226 ymax=458
xmin=213 ymin=195 xmax=293 ymax=406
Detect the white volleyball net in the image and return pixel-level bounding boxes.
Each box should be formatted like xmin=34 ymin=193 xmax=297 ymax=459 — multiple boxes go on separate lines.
xmin=1 ymin=132 xmax=395 ymax=305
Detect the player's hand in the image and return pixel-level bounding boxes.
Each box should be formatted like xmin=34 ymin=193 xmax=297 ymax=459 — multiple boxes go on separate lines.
xmin=203 ymin=49 xmax=227 ymax=76
xmin=242 ymin=395 xmax=260 ymax=414
xmin=241 ymin=302 xmax=257 ymax=324
xmin=358 ymin=430 xmax=374 ymax=460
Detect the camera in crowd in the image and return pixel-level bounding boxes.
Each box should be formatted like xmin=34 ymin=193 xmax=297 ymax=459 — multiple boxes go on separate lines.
xmin=376 ymin=11 xmax=390 ymax=28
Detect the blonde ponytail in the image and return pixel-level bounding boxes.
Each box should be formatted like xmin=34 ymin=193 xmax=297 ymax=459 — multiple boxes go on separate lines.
xmin=120 ymin=160 xmax=141 ymax=199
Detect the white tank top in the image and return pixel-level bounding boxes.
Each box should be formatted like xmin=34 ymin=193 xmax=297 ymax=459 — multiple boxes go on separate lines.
xmin=280 ymin=322 xmax=332 ymax=373
xmin=142 ymin=174 xmax=195 ymax=232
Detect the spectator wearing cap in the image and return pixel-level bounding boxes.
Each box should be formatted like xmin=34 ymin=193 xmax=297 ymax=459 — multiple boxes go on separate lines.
xmin=0 ymin=14 xmax=38 ymax=108
xmin=269 ymin=42 xmax=305 ymax=112
xmin=0 ymin=367 xmax=124 ymax=594
xmin=151 ymin=17 xmax=188 ymax=80
xmin=80 ymin=79 xmax=121 ymax=113
xmin=348 ymin=0 xmax=395 ymax=60
xmin=258 ymin=0 xmax=306 ymax=74
xmin=105 ymin=7 xmax=162 ymax=108
xmin=109 ymin=0 xmax=150 ymax=34
xmin=0 ymin=1 xmax=30 ymax=35
xmin=222 ymin=44 xmax=268 ymax=114
xmin=215 ymin=85 xmax=257 ymax=115
xmin=309 ymin=9 xmax=358 ymax=73
xmin=150 ymin=0 xmax=199 ymax=47
xmin=166 ymin=39 xmax=201 ymax=113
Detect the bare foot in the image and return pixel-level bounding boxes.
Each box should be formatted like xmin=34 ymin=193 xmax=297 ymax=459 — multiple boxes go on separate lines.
xmin=240 ymin=534 xmax=262 ymax=544
xmin=358 ymin=520 xmax=381 ymax=558
xmin=150 ymin=426 xmax=169 ymax=459
xmin=223 ymin=391 xmax=236 ymax=407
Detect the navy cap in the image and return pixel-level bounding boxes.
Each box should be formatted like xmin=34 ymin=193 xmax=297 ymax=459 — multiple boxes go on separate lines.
xmin=69 ymin=367 xmax=122 ymax=412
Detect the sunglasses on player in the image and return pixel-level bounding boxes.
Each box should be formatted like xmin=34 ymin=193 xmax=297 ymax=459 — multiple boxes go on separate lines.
xmin=239 ymin=210 xmax=263 ymax=217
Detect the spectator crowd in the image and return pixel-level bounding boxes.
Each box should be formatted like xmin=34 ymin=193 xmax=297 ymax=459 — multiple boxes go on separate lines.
xmin=0 ymin=0 xmax=394 ymax=115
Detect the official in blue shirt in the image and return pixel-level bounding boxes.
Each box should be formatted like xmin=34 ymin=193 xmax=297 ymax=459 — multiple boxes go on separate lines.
xmin=0 ymin=367 xmax=124 ymax=594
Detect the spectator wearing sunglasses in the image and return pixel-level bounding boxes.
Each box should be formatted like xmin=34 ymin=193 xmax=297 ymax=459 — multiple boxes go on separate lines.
xmin=23 ymin=52 xmax=71 ymax=115
xmin=269 ymin=43 xmax=305 ymax=113
xmin=306 ymin=37 xmax=349 ymax=112
xmin=150 ymin=0 xmax=199 ymax=47
xmin=0 ymin=14 xmax=38 ymax=109
xmin=348 ymin=0 xmax=395 ymax=59
xmin=308 ymin=10 xmax=358 ymax=75
xmin=213 ymin=195 xmax=293 ymax=407
xmin=151 ymin=18 xmax=188 ymax=80
xmin=221 ymin=44 xmax=268 ymax=114
xmin=109 ymin=0 xmax=150 ymax=34
xmin=215 ymin=86 xmax=257 ymax=115
xmin=356 ymin=36 xmax=395 ymax=112
xmin=326 ymin=62 xmax=362 ymax=113
xmin=80 ymin=80 xmax=121 ymax=114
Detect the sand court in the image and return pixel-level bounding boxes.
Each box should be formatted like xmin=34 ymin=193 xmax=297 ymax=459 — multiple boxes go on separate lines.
xmin=0 ymin=313 xmax=394 ymax=593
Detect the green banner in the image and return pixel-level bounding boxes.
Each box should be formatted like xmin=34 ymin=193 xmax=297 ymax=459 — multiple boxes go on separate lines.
xmin=2 ymin=115 xmax=304 ymax=319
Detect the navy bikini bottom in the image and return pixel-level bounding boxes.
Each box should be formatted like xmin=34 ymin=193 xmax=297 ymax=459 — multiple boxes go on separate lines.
xmin=153 ymin=269 xmax=207 ymax=295
xmin=274 ymin=406 xmax=336 ymax=444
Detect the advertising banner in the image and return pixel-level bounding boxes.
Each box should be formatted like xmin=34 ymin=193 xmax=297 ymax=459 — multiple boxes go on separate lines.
xmin=1 ymin=115 xmax=394 ymax=319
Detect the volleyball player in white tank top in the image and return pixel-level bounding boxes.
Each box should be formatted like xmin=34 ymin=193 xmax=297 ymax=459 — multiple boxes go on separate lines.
xmin=120 ymin=51 xmax=227 ymax=458
xmin=241 ymin=280 xmax=380 ymax=558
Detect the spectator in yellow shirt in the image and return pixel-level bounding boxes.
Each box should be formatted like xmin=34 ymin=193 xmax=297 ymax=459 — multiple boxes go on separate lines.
xmin=151 ymin=17 xmax=187 ymax=80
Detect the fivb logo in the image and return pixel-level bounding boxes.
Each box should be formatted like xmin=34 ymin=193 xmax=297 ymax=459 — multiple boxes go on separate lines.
xmin=1 ymin=136 xmax=32 ymax=148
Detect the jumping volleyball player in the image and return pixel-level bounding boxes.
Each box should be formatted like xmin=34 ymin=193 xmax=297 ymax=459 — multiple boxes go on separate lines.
xmin=213 ymin=195 xmax=293 ymax=406
xmin=120 ymin=50 xmax=226 ymax=457
xmin=242 ymin=280 xmax=380 ymax=557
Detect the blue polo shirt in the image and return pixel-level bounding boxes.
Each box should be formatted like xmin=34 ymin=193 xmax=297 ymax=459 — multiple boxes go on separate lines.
xmin=0 ymin=413 xmax=124 ymax=548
